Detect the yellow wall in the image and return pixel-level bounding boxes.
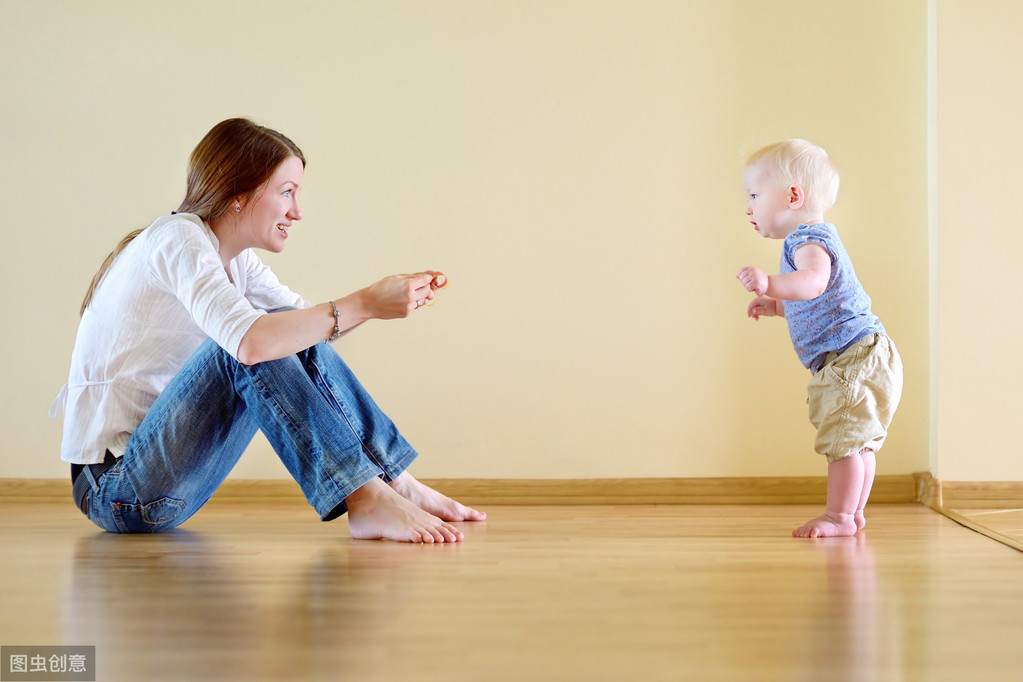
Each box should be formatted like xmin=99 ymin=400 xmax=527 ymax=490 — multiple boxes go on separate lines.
xmin=935 ymin=0 xmax=1023 ymax=480
xmin=0 ymin=0 xmax=954 ymax=482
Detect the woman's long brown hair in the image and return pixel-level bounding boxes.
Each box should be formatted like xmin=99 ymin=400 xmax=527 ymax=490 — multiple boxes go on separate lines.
xmin=80 ymin=118 xmax=306 ymax=315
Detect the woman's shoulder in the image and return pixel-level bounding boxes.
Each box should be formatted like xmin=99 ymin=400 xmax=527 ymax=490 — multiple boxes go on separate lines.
xmin=143 ymin=213 xmax=207 ymax=238
xmin=139 ymin=213 xmax=216 ymax=252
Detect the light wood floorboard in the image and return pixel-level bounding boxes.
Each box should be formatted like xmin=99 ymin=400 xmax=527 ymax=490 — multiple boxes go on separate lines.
xmin=945 ymin=507 xmax=1023 ymax=549
xmin=917 ymin=478 xmax=1023 ymax=550
xmin=1 ymin=499 xmax=1021 ymax=682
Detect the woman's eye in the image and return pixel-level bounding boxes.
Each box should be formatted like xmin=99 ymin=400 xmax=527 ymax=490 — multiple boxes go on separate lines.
xmin=283 ymin=190 xmax=292 ymax=197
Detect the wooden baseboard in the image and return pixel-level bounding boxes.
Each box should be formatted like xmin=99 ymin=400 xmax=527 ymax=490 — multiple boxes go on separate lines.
xmin=0 ymin=478 xmax=75 ymax=500
xmin=0 ymin=474 xmax=920 ymax=505
xmin=913 ymin=471 xmax=943 ymax=508
xmin=412 ymin=475 xmax=921 ymax=505
xmin=910 ymin=474 xmax=1023 ymax=509
xmin=937 ymin=481 xmax=1023 ymax=509
xmin=7 ymin=474 xmax=1018 ymax=507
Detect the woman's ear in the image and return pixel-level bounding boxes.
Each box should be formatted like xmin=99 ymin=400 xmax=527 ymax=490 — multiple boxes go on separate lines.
xmin=788 ymin=184 xmax=806 ymax=210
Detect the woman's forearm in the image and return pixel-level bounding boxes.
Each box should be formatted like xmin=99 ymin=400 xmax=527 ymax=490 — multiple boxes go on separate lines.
xmin=236 ymin=292 xmax=371 ymax=365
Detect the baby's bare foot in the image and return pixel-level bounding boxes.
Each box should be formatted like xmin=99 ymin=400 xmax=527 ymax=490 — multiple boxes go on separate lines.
xmin=390 ymin=471 xmax=487 ymax=522
xmin=854 ymin=510 xmax=866 ymax=531
xmin=793 ymin=511 xmax=858 ymax=538
xmin=346 ymin=477 xmax=464 ymax=543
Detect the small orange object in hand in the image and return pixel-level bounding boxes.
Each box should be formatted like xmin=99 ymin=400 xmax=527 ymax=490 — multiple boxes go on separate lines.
xmin=426 ymin=271 xmax=449 ymax=305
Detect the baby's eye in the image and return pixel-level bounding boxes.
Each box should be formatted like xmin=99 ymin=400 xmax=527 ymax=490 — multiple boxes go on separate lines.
xmin=750 ymin=193 xmax=758 ymax=199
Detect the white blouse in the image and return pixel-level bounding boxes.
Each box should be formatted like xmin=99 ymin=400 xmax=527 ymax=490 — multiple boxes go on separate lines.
xmin=51 ymin=213 xmax=310 ymax=464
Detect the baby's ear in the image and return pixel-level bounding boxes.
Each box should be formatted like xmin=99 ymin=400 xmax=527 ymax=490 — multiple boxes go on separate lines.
xmin=788 ymin=184 xmax=806 ymax=209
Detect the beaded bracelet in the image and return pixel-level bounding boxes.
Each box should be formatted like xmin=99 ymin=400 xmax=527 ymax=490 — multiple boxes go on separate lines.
xmin=327 ymin=301 xmax=342 ymax=342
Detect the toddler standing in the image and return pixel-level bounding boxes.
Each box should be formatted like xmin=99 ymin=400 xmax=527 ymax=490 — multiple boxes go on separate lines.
xmin=736 ymin=139 xmax=903 ymax=538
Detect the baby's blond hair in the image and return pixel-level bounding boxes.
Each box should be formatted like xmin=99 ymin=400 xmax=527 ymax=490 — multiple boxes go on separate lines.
xmin=746 ymin=139 xmax=840 ymax=214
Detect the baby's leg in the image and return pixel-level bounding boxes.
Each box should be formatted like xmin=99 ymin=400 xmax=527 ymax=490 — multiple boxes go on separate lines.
xmin=855 ymin=449 xmax=876 ymax=530
xmin=793 ymin=454 xmax=863 ymax=538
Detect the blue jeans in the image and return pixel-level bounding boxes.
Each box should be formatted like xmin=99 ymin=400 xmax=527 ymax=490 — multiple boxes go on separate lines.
xmin=81 ymin=339 xmax=418 ymax=533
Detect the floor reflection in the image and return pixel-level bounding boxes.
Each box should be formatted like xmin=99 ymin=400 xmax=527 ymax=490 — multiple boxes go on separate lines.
xmin=65 ymin=530 xmax=459 ymax=680
xmin=801 ymin=534 xmax=901 ymax=682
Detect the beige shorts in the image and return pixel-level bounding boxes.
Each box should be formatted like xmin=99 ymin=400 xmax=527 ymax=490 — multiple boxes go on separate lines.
xmin=807 ymin=333 xmax=903 ymax=463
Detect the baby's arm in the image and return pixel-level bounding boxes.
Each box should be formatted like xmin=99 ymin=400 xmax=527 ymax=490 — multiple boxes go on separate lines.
xmin=767 ymin=243 xmax=831 ymax=301
xmin=747 ymin=296 xmax=784 ymax=321
xmin=737 ymin=243 xmax=831 ymax=301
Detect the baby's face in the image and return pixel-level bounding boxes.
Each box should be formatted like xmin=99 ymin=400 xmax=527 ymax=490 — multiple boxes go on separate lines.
xmin=742 ymin=162 xmax=794 ymax=240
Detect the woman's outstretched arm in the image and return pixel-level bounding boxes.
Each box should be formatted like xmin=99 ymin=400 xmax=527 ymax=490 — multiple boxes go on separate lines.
xmin=235 ymin=272 xmax=438 ymax=365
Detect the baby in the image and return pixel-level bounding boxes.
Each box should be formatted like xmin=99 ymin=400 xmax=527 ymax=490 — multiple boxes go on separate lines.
xmin=736 ymin=139 xmax=903 ymax=538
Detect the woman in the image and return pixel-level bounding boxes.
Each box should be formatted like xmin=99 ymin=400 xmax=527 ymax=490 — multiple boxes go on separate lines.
xmin=53 ymin=118 xmax=484 ymax=543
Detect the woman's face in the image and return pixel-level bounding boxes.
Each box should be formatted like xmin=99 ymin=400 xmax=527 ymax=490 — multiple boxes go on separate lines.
xmin=240 ymin=155 xmax=304 ymax=253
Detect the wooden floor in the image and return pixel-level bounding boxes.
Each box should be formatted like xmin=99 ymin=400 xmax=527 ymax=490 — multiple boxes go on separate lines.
xmin=947 ymin=507 xmax=1023 ymax=550
xmin=1 ymin=499 xmax=1021 ymax=682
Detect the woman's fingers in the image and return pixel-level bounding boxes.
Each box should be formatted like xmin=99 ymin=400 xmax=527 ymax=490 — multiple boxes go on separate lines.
xmin=370 ymin=271 xmax=447 ymax=318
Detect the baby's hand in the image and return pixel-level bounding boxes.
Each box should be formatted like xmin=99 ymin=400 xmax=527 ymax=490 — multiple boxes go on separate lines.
xmin=747 ymin=296 xmax=777 ymax=321
xmin=736 ymin=266 xmax=768 ymax=296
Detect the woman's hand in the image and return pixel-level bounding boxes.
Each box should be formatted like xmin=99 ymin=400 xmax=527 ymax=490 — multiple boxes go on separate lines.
xmin=362 ymin=272 xmax=439 ymax=319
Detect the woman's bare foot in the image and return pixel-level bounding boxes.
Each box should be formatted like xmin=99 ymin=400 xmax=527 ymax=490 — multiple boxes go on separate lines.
xmin=346 ymin=477 xmax=464 ymax=543
xmin=389 ymin=471 xmax=487 ymax=522
xmin=793 ymin=511 xmax=858 ymax=538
